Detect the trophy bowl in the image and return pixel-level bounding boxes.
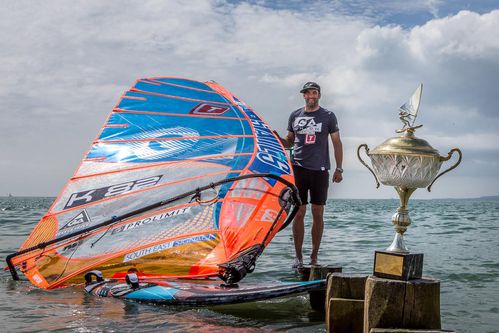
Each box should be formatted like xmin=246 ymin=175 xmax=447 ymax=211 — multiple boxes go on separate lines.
xmin=359 ymin=131 xmax=462 ymax=192
xmin=368 ymin=135 xmax=443 ymax=188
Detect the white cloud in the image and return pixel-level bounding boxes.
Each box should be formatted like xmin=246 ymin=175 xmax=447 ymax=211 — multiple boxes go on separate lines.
xmin=410 ymin=10 xmax=499 ymax=59
xmin=426 ymin=0 xmax=443 ymax=18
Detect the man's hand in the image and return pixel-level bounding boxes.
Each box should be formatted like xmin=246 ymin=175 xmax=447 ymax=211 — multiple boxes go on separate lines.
xmin=273 ymin=130 xmax=295 ymax=148
xmin=332 ymin=169 xmax=343 ymax=183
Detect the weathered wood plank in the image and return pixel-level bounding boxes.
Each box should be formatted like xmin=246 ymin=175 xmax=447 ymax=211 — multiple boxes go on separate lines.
xmin=364 ymin=276 xmax=441 ymax=333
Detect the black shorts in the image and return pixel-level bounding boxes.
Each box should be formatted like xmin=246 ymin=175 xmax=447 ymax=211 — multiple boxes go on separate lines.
xmin=293 ymin=165 xmax=329 ymax=205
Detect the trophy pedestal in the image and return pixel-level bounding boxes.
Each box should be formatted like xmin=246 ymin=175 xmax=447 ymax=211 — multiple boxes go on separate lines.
xmin=373 ymin=251 xmax=423 ymax=281
xmin=364 ymin=276 xmax=441 ymax=332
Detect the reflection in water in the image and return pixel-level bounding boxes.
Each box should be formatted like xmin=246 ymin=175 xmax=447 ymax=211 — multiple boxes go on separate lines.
xmin=1 ymin=278 xmax=324 ymax=332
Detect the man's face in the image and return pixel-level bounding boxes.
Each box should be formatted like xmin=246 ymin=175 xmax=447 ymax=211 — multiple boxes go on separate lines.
xmin=303 ymin=89 xmax=320 ymax=108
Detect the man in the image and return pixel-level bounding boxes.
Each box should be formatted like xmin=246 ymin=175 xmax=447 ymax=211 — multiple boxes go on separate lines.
xmin=276 ymin=81 xmax=343 ymax=268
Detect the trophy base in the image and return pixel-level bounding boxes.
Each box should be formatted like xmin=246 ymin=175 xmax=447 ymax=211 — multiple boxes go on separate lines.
xmin=373 ymin=250 xmax=423 ymax=281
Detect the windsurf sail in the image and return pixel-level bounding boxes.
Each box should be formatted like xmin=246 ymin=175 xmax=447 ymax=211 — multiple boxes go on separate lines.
xmin=6 ymin=77 xmax=299 ymax=289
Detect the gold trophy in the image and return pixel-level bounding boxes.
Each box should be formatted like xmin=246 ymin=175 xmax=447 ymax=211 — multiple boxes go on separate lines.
xmin=357 ymin=84 xmax=462 ymax=280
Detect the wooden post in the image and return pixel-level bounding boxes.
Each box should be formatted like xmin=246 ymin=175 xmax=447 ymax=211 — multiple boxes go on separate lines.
xmin=364 ymin=276 xmax=441 ymax=333
xmin=307 ymin=265 xmax=342 ymax=312
xmin=326 ymin=273 xmax=367 ymax=333
xmin=298 ymin=266 xmax=311 ymax=282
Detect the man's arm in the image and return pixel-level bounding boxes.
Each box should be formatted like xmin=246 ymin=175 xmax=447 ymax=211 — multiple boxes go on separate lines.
xmin=330 ymin=131 xmax=343 ymax=183
xmin=274 ymin=131 xmax=295 ymax=149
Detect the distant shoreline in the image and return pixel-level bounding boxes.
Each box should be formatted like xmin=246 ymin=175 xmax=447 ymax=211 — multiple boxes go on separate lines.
xmin=2 ymin=195 xmax=499 ymax=200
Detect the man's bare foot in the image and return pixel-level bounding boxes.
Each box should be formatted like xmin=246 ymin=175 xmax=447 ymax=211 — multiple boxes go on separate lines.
xmin=292 ymin=257 xmax=303 ymax=269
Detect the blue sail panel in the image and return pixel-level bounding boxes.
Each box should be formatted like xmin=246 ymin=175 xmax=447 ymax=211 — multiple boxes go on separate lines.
xmin=100 ymin=113 xmax=252 ymax=141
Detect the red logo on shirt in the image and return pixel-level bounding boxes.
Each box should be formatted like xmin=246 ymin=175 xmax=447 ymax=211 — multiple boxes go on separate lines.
xmin=190 ymin=104 xmax=229 ymax=115
xmin=305 ymin=134 xmax=316 ymax=144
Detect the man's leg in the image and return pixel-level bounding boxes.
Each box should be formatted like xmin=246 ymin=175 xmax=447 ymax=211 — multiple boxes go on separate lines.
xmin=310 ymin=204 xmax=325 ymax=265
xmin=293 ymin=205 xmax=307 ymax=261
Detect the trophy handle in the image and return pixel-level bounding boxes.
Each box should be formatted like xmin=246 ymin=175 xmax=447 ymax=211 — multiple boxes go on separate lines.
xmin=427 ymin=148 xmax=462 ymax=192
xmin=357 ymin=144 xmax=380 ymax=188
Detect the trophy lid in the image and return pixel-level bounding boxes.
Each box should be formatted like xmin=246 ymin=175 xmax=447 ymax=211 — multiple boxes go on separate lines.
xmin=370 ymin=131 xmax=440 ymax=157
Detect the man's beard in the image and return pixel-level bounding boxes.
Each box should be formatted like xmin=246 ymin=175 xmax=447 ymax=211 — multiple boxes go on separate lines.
xmin=306 ymin=99 xmax=319 ymax=109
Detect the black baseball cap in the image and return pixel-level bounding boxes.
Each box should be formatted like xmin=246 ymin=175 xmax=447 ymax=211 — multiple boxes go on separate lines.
xmin=300 ymin=82 xmax=321 ymax=93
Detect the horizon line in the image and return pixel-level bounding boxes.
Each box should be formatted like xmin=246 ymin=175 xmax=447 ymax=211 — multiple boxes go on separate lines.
xmin=2 ymin=195 xmax=498 ymax=200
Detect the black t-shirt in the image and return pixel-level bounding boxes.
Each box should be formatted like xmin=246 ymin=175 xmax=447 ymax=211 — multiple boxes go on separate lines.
xmin=287 ymin=107 xmax=339 ymax=170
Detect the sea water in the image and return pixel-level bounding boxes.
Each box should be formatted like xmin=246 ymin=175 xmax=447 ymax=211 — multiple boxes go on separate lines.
xmin=0 ymin=197 xmax=498 ymax=332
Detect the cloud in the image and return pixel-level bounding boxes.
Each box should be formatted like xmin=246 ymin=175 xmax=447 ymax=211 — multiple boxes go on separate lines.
xmin=0 ymin=1 xmax=498 ymax=197
xmin=412 ymin=10 xmax=499 ymax=58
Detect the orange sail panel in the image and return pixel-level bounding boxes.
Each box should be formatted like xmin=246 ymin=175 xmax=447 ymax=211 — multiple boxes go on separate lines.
xmin=8 ymin=78 xmax=297 ymax=289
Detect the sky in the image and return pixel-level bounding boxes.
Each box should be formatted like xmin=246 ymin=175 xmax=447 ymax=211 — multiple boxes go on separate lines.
xmin=1 ymin=0 xmax=498 ymax=199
